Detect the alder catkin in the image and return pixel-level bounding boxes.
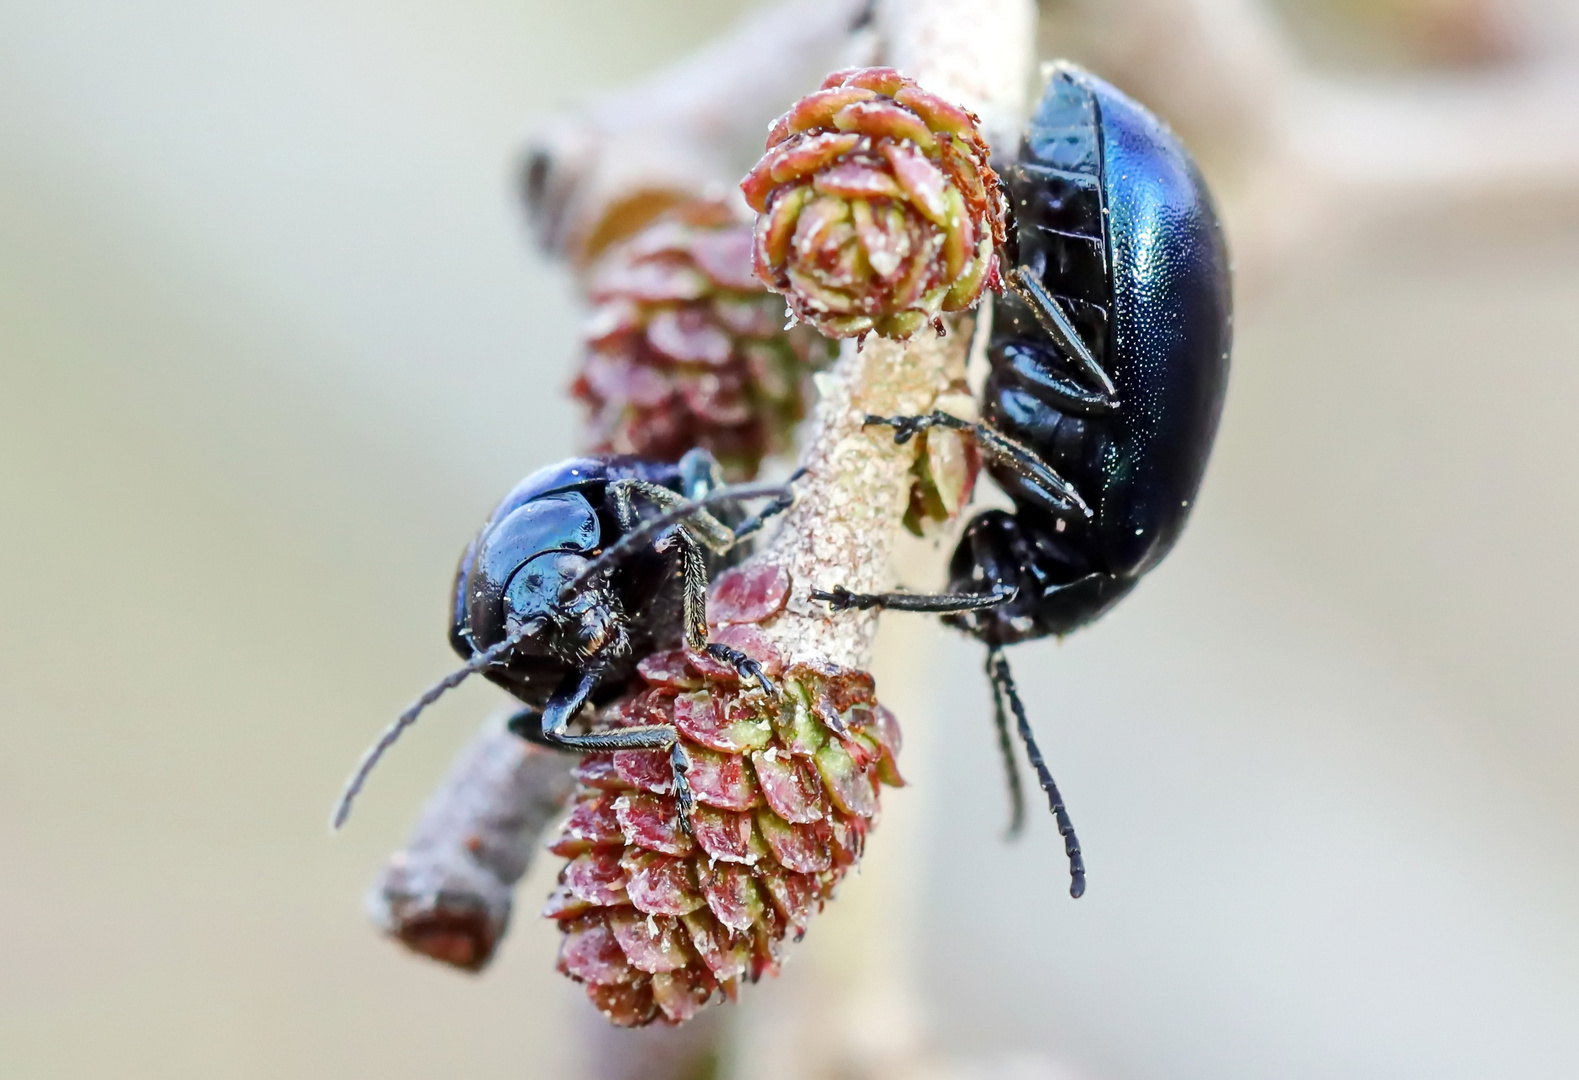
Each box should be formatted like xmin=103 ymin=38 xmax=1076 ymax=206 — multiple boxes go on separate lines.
xmin=741 ymin=67 xmax=1007 ymax=341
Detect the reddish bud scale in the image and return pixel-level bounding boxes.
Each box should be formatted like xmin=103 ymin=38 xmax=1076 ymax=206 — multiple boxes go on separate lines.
xmin=742 ymin=67 xmax=1008 ymax=341
xmin=901 ymin=387 xmax=984 ymax=536
xmin=544 ymin=565 xmax=905 ymax=1026
xmin=571 ymin=200 xmax=835 ymax=480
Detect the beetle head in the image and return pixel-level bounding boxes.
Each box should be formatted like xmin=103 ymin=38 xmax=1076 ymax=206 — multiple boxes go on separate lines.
xmin=504 ymin=550 xmax=628 ymax=663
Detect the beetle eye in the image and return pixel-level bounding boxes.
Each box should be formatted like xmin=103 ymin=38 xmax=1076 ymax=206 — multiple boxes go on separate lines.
xmin=512 ymin=616 xmax=548 ymax=637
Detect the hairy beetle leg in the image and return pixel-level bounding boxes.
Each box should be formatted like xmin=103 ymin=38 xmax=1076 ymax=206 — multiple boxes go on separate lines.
xmin=668 ymin=526 xmax=776 ymax=696
xmin=864 ymin=411 xmax=1092 ymax=519
xmin=811 ymin=583 xmax=1017 ymax=613
xmin=669 ymin=741 xmax=696 ymax=837
xmin=645 ymin=491 xmax=782 ymax=701
xmin=509 ymin=684 xmax=698 ymax=836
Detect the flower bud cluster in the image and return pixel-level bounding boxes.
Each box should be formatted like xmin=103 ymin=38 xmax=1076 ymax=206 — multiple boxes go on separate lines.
xmin=742 ymin=67 xmax=1007 ymax=341
xmin=543 ymin=564 xmax=904 ymax=1026
xmin=573 ymin=202 xmax=833 ymax=479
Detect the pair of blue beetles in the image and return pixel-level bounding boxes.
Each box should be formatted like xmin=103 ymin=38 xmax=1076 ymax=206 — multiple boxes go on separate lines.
xmin=336 ymin=65 xmax=1232 ymax=900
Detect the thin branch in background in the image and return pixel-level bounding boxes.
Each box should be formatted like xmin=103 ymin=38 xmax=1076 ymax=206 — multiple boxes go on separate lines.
xmin=366 ymin=713 xmax=575 ymax=971
xmin=524 ymin=0 xmax=876 ymax=268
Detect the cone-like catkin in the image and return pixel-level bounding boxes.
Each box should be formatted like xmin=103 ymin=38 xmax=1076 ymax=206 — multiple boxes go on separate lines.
xmin=571 ymin=201 xmax=834 ymax=480
xmin=741 ymin=67 xmax=1008 ymax=341
xmin=543 ymin=563 xmax=904 ymax=1027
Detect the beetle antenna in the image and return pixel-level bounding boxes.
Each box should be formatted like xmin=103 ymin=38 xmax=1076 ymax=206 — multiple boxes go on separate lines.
xmin=985 ymin=649 xmax=1027 ymax=840
xmin=329 ymin=622 xmax=533 ymax=831
xmin=988 ymin=645 xmax=1086 ymax=898
xmin=558 ymin=478 xmax=797 ymax=602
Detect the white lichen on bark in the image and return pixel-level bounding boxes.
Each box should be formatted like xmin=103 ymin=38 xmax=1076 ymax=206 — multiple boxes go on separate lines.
xmin=735 ymin=0 xmax=1036 ymax=672
xmin=876 ymin=0 xmax=1037 ymax=154
xmin=753 ymin=325 xmax=971 ymax=671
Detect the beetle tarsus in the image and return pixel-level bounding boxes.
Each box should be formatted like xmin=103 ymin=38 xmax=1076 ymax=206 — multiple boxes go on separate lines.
xmin=703 ymin=642 xmax=778 ymax=700
xmin=669 ymin=741 xmax=696 ymax=837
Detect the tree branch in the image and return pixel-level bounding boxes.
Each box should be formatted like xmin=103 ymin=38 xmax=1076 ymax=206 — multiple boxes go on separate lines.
xmin=524 ymin=0 xmax=876 ymax=266
xmin=366 ymin=713 xmax=575 ymax=971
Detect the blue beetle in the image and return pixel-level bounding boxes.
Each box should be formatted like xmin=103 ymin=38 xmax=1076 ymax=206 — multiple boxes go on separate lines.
xmin=333 ymin=449 xmax=793 ymax=830
xmin=816 ymin=64 xmax=1233 ymax=897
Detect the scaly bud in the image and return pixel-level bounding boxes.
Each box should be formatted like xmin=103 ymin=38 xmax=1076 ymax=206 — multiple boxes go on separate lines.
xmin=543 ymin=563 xmax=904 ymax=1026
xmin=742 ymin=68 xmax=1007 ymax=341
xmin=573 ymin=201 xmax=834 ymax=479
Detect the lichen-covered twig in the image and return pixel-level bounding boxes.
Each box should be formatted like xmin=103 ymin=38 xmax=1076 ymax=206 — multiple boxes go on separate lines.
xmin=370 ymin=4 xmax=875 ymax=977
xmin=538 ymin=326 xmax=971 ymax=1027
xmin=751 ymin=330 xmax=972 ymax=670
xmin=741 ymin=0 xmax=1038 ymax=667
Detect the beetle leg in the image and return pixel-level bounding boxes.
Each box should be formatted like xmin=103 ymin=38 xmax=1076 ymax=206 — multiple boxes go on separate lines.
xmin=669 ymin=524 xmax=780 ymax=699
xmin=995 ymin=342 xmax=1119 ymax=417
xmin=675 ymin=525 xmax=712 ymax=652
xmin=669 ymin=741 xmax=695 ymax=831
xmin=987 ymin=646 xmax=1085 ymax=899
xmin=608 ymin=478 xmax=738 ymax=553
xmin=864 ymin=412 xmax=1092 ymax=518
xmin=607 ymin=479 xmax=642 ymax=533
xmin=532 ymin=670 xmax=640 ymax=747
xmin=527 ymin=669 xmax=697 ymax=835
xmin=1006 ymin=266 xmax=1119 ymax=405
xmin=702 ymin=642 xmax=777 ymax=700
xmin=559 ymin=478 xmax=798 ymax=607
xmin=810 ymin=583 xmax=1016 ymax=613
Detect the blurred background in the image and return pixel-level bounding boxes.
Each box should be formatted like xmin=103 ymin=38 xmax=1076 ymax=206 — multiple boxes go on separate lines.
xmin=3 ymin=0 xmax=1578 ymax=1077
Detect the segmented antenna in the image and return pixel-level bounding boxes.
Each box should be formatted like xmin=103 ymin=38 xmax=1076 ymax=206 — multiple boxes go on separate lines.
xmin=985 ymin=650 xmax=1027 ymax=839
xmin=329 ymin=622 xmax=533 ymax=831
xmin=988 ymin=645 xmax=1086 ymax=898
xmin=556 ymin=478 xmax=796 ymax=603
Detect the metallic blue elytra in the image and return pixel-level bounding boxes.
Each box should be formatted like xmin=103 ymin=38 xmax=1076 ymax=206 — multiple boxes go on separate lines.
xmin=949 ymin=62 xmax=1233 ymax=644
